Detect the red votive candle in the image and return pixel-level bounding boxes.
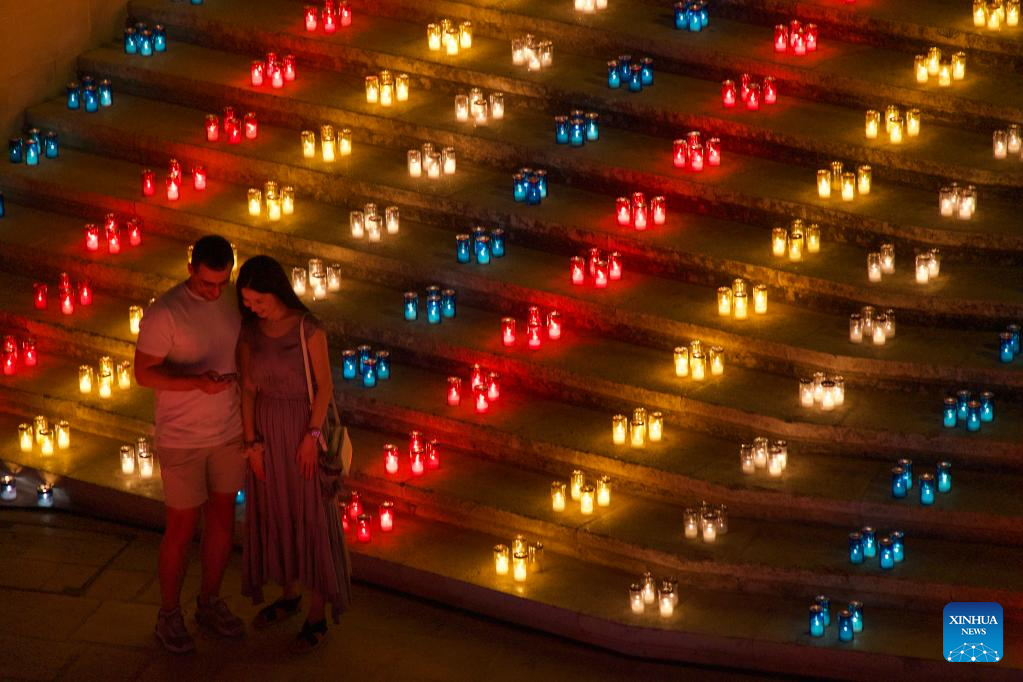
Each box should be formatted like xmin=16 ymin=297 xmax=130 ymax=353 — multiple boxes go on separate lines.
xmin=615 ymin=196 xmax=631 ymax=226
xmin=673 ymin=139 xmax=686 ymax=168
xmin=77 ymin=280 xmax=92 ymax=306
xmin=774 ymin=25 xmax=788 ymax=52
xmin=141 ymin=169 xmax=155 ymax=196
xmin=205 ymin=114 xmax=219 ymax=142
xmin=487 ymin=372 xmax=500 ymax=401
xmin=304 ymin=6 xmax=318 ymax=31
xmin=410 ymin=451 xmax=425 ymax=476
xmin=168 ymin=159 xmax=181 ymax=181
xmin=283 ymin=55 xmax=296 ymax=82
xmin=707 ymin=138 xmax=721 ymax=166
xmin=447 ymin=376 xmax=462 ymax=405
xmin=85 ymin=224 xmax=100 ymax=251
xmin=270 ymin=63 xmax=284 ymax=89
xmin=792 ymin=30 xmax=806 ymax=55
xmin=322 ymin=8 xmax=337 ymax=33
xmin=594 ymin=260 xmax=609 ymax=288
xmin=805 ymin=24 xmax=818 ymax=51
xmin=348 ymin=490 xmax=362 ymax=517
xmin=746 ymin=84 xmax=761 ymax=111
xmin=127 ymin=218 xmax=142 ymax=246
xmin=740 ymin=73 xmax=752 ymax=102
xmin=379 ymin=503 xmax=394 ymax=531
xmin=384 ymin=444 xmax=399 ymax=475
xmin=426 ymin=440 xmax=440 ymax=469
xmin=339 ymin=2 xmax=352 ymax=26
xmin=608 ymin=251 xmax=622 ymax=280
xmin=225 ymin=117 xmax=241 ymax=144
xmin=60 ymin=289 xmax=74 ymax=315
xmin=689 ymin=143 xmax=704 ymax=172
xmin=2 ymin=349 xmax=14 ymax=376
xmin=501 ymin=317 xmax=516 ymax=347
xmin=250 ymin=60 xmax=264 ymax=86
xmin=632 ymin=201 xmax=648 ymax=230
xmin=473 ymin=386 xmax=489 ymax=413
xmin=763 ymin=77 xmax=777 ymax=105
xmin=166 ymin=176 xmax=180 ymax=201
xmin=32 ymin=283 xmax=47 ymax=310
xmin=409 ymin=430 xmax=425 ymax=454
xmin=22 ymin=337 xmax=36 ymax=367
xmin=193 ymin=166 xmax=207 ymax=191
xmin=722 ymin=79 xmax=736 ymax=107
xmin=244 ymin=112 xmax=258 ymax=139
xmin=526 ymin=322 xmax=541 ymax=350
xmin=106 ymin=224 xmax=121 ymax=254
xmin=356 ymin=514 xmax=371 ymax=542
xmin=527 ymin=306 xmax=541 ymax=327
xmin=547 ymin=310 xmax=562 ymax=339
xmin=588 ymin=247 xmax=601 ymax=277
xmin=651 ymin=196 xmax=666 ymax=225
xmin=470 ymin=364 xmax=485 ymax=390
xmin=571 ymin=256 xmax=585 ymax=285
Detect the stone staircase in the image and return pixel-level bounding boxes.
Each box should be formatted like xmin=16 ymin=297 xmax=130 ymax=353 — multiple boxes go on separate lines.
xmin=1 ymin=0 xmax=1021 ymax=677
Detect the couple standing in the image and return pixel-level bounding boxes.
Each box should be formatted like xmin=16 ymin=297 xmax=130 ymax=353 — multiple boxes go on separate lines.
xmin=134 ymin=235 xmax=351 ymax=654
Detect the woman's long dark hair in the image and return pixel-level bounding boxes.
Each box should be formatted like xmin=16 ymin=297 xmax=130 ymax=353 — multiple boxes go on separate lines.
xmin=236 ymin=255 xmax=309 ymax=322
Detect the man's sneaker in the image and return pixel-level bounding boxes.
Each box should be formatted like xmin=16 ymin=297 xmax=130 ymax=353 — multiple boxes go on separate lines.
xmin=155 ymin=607 xmax=196 ymax=654
xmin=195 ymin=597 xmax=245 ymax=638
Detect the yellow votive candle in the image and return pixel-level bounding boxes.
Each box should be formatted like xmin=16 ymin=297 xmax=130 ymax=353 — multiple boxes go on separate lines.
xmin=857 ymin=165 xmax=872 ymax=195
xmin=55 ymin=421 xmax=70 ymax=450
xmin=817 ymin=169 xmax=831 ymax=198
xmin=301 ymin=130 xmax=316 ymax=158
xmin=551 ymin=482 xmax=566 ymax=512
xmin=579 ymin=485 xmax=594 ymax=515
xmin=597 ymin=476 xmax=611 ymax=506
xmin=79 ymin=365 xmax=94 ymax=394
xmin=18 ymin=423 xmax=32 ymax=452
xmin=753 ymin=285 xmax=768 ymax=314
xmin=841 ymin=172 xmax=856 ymax=201
xmin=733 ymin=292 xmax=748 ymax=319
xmin=129 ymin=305 xmax=143 ymax=335
xmin=247 ymin=189 xmax=261 ymax=217
xmin=673 ymin=346 xmax=689 ymax=377
xmin=864 ymin=110 xmax=879 ymax=139
xmin=648 ymin=412 xmax=663 ymax=442
xmin=906 ymin=109 xmax=920 ymax=137
xmin=717 ymin=287 xmax=732 ymax=316
xmin=611 ymin=414 xmax=627 ymax=444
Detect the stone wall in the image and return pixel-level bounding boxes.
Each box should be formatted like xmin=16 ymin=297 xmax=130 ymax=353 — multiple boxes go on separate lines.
xmin=0 ymin=0 xmax=126 ymax=137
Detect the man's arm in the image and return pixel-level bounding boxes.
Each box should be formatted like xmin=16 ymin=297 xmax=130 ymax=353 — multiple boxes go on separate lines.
xmin=134 ymin=348 xmax=228 ymax=394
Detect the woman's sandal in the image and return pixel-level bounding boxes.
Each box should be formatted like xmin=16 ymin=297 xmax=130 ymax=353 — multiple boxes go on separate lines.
xmin=252 ymin=595 xmax=302 ymax=629
xmin=290 ymin=618 xmax=328 ymax=654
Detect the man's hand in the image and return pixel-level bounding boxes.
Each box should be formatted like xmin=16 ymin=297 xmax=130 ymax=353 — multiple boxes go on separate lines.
xmin=193 ymin=370 xmax=233 ymax=394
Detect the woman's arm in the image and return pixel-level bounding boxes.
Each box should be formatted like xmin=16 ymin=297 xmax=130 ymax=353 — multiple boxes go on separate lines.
xmin=237 ymin=335 xmax=258 ymax=443
xmin=305 ymin=328 xmax=333 ymax=431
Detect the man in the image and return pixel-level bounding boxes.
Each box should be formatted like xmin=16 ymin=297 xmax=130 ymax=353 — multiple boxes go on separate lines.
xmin=135 ymin=235 xmax=246 ymax=653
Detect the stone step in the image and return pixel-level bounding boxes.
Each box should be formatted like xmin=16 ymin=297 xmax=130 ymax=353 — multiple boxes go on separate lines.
xmin=2 ymin=153 xmax=1020 ymax=395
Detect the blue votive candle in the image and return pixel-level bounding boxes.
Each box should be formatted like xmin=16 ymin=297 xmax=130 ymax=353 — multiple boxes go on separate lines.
xmin=44 ymin=132 xmax=59 ymax=159
xmin=979 ymin=391 xmax=994 ymax=422
xmin=890 ymin=466 xmax=906 ymax=498
xmin=879 ymin=537 xmax=894 ymax=570
xmin=24 ymin=139 xmax=39 ymax=166
xmin=490 ymin=228 xmax=505 ymax=257
xmin=526 ymin=177 xmax=541 ymax=205
xmin=848 ymin=532 xmax=863 ymax=564
xmin=153 ymin=24 xmax=167 ymax=52
xmin=235 ymin=489 xmax=245 ymax=505
xmin=554 ymin=116 xmax=569 ymax=144
xmin=375 ymin=351 xmax=390 ymax=380
xmin=956 ymin=390 xmax=971 ymax=422
xmin=403 ymin=292 xmax=419 ymax=321
xmin=966 ymin=400 xmax=981 ymax=432
xmin=99 ymin=79 xmax=113 ymax=107
xmin=699 ymin=1 xmax=710 ymax=27
xmin=569 ymin=120 xmax=585 ymax=147
xmin=628 ymin=64 xmax=643 ymax=92
xmin=891 ymin=530 xmax=905 ymax=562
xmin=475 ymin=235 xmax=491 ymax=264
xmin=455 ymin=234 xmax=472 ymax=263
xmin=640 ymin=57 xmax=654 ymax=86
xmin=1000 ymin=332 xmax=1015 ymax=363
xmin=8 ymin=138 xmax=23 ymax=164
xmin=124 ymin=28 xmax=137 ymax=54
xmin=837 ymin=610 xmax=853 ymax=642
xmin=441 ymin=289 xmax=456 ymax=318
xmin=0 ymin=475 xmax=15 ymax=500
xmin=361 ymin=358 xmax=377 ymax=387
xmin=139 ymin=30 xmax=154 ymax=56
xmin=898 ymin=458 xmax=913 ymax=491
xmin=689 ymin=6 xmax=703 ymax=31
xmin=513 ymin=173 xmax=527 ymax=202
xmin=36 ymin=484 xmax=54 ymax=508
xmin=937 ymin=461 xmax=952 ymax=493
xmin=191 ymin=0 xmax=204 ymax=4
xmin=943 ymin=396 xmax=957 ymax=427
xmin=536 ymin=169 xmax=548 ymax=198
xmin=919 ymin=473 xmax=935 ymax=505
xmin=66 ymin=82 xmax=81 ymax=109
xmin=426 ymin=295 xmax=442 ymax=324
xmin=607 ymin=60 xmax=620 ymax=88
xmin=357 ymin=345 xmax=372 ymax=373
xmin=342 ymin=350 xmax=357 ymax=379
xmin=26 ymin=128 xmax=40 ymax=147
xmin=83 ymin=86 xmax=99 ymax=112
xmin=848 ymin=601 xmax=863 ymax=633
xmin=860 ymin=526 xmax=876 ymax=558
xmin=814 ymin=595 xmax=830 ymax=626
xmin=1009 ymin=324 xmax=1021 ymax=354
xmin=809 ymin=605 xmax=825 ymax=638
xmin=0 ymin=191 xmax=5 ymax=218
xmin=674 ymin=3 xmax=688 ymax=30
xmin=617 ymin=55 xmax=631 ymax=82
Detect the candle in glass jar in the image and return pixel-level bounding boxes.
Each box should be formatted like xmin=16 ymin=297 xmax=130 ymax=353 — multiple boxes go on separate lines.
xmin=721 ymin=79 xmax=736 ymax=107
xmin=856 ymin=165 xmax=871 ymax=195
xmin=547 ymin=311 xmax=562 ymax=340
xmin=570 ymin=470 xmax=585 ymax=501
xmin=651 ymin=196 xmax=666 ymax=225
xmin=701 ymin=514 xmax=717 ymax=543
xmin=864 ymin=110 xmax=879 ymax=139
xmin=494 ymin=544 xmax=509 ymax=575
xmin=612 ymin=414 xmax=627 ymax=444
xmin=938 ymin=62 xmax=951 ymax=86
xmin=915 ymin=254 xmax=930 ymax=283
xmin=951 ymin=52 xmax=966 ymax=80
xmin=551 ymin=481 xmax=566 ymax=512
xmin=356 ymin=514 xmax=371 ymax=543
xmin=674 ymin=346 xmax=689 ymax=377
xmin=753 ymin=284 xmax=768 ymax=314
xmin=579 ymin=485 xmax=595 ymax=515
xmin=250 ymin=61 xmax=264 ymax=86
xmin=799 ymin=378 xmax=814 ymax=407
xmin=648 ymin=412 xmax=663 ymax=442
xmin=817 ymin=169 xmax=831 ymax=198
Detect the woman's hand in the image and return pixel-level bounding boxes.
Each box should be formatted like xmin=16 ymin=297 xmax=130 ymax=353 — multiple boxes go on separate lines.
xmin=245 ymin=442 xmax=267 ymax=482
xmin=296 ymin=433 xmax=318 ymax=480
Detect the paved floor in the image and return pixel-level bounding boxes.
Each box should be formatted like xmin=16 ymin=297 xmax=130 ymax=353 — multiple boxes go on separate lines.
xmin=0 ymin=509 xmax=790 ymax=682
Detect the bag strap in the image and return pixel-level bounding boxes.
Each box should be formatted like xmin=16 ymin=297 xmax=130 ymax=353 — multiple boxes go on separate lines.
xmin=298 ymin=315 xmax=342 ymax=430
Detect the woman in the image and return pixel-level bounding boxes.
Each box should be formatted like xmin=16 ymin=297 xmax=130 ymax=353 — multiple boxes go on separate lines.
xmin=236 ymin=255 xmax=351 ymax=652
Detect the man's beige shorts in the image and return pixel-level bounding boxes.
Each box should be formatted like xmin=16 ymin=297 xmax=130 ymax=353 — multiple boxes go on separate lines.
xmin=157 ymin=439 xmax=246 ymax=509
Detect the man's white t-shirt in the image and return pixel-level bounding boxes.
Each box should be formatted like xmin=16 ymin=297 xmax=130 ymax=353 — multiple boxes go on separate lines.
xmin=136 ymin=281 xmax=243 ymax=449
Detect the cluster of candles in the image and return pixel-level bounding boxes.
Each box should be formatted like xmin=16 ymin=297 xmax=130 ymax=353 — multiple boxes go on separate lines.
xmin=847 ymin=527 xmax=906 ymax=570
xmin=365 ymin=70 xmax=410 ymax=106
xmin=673 ymin=340 xmax=724 ymax=380
xmin=79 ymin=356 xmax=133 ymax=398
xmin=606 ymin=55 xmax=654 ymax=91
xmin=204 ymin=107 xmax=258 ymax=144
xmin=551 ymin=471 xmax=611 ymax=514
xmin=721 ymin=74 xmax=778 ymax=110
xmin=629 ymin=573 xmax=679 ymax=618
xmin=672 ymin=132 xmax=722 ymax=171
xmin=974 ymin=0 xmax=1020 ymax=28
xmin=403 ymin=286 xmax=457 ymax=323
xmin=119 ymin=437 xmax=156 ymax=478
xmin=771 ymin=220 xmax=821 ymax=261
xmin=740 ymin=437 xmax=788 ymax=477
xmin=611 ymin=407 xmax=664 ymax=448
xmin=301 ymin=125 xmax=352 ymax=162
xmin=383 ymin=431 xmax=440 ymax=476
xmin=717 ymin=278 xmax=768 ymax=318
xmin=123 ymin=22 xmax=167 ymax=56
xmin=938 ymin=183 xmax=978 ymax=220
xmin=798 ymin=372 xmax=846 ymax=410
xmin=247 ymin=180 xmax=294 ymax=220
xmin=865 ymin=243 xmax=941 ymax=284
xmin=511 ymin=34 xmax=554 ymax=72
xmin=673 ymin=1 xmax=709 ymax=31
xmin=849 ymin=306 xmax=896 ymax=346
xmin=809 ymin=596 xmax=864 ymax=641
xmin=345 ymin=498 xmax=396 ymax=543
xmin=66 ymin=76 xmax=113 ymax=112
xmin=501 ymin=306 xmax=561 ymax=349
xmin=17 ymin=416 xmax=71 ymax=455
xmin=303 ymin=1 xmax=352 ymax=32
xmin=446 ymin=364 xmax=501 ymax=413
xmin=250 ymin=51 xmax=297 ymax=89
xmin=913 ymin=48 xmax=966 ymax=86
xmin=454 ymin=89 xmax=505 ymax=125
xmin=512 ymin=167 xmax=549 ymax=205
xmin=817 ymin=161 xmax=871 ymax=200
xmin=891 ymin=458 xmax=951 ymax=503
xmin=992 ymin=125 xmax=1022 ymax=159
xmin=571 ymin=247 xmax=623 ymax=288
xmin=350 ymin=203 xmax=399 ymax=241
xmin=8 ymin=129 xmax=59 ymax=166
xmin=554 ymin=110 xmax=599 ymax=146
xmin=684 ymin=501 xmax=728 ymax=543
xmin=865 ymin=106 xmax=921 ymax=143
xmin=493 ymin=534 xmax=544 ymax=582
xmin=998 ymin=323 xmax=1021 ymax=362
xmin=292 ymin=259 xmax=343 ymax=301
xmin=408 ymin=143 xmax=456 ymax=178
xmin=943 ymin=390 xmax=994 ymax=432
xmin=142 ymin=158 xmax=206 ymax=199
xmin=85 ymin=213 xmax=143 ymax=254
xmin=457 ymin=227 xmax=505 ymax=264
xmin=574 ymin=0 xmax=608 ymax=13
xmin=427 ymin=19 xmax=473 ymax=55
xmin=341 ymin=345 xmax=391 ymax=387
xmin=615 ymin=192 xmax=666 ymax=230
xmin=33 ymin=272 xmax=94 ymax=317
xmin=773 ymin=21 xmax=819 ymax=55
xmin=2 ymin=334 xmax=37 ymax=376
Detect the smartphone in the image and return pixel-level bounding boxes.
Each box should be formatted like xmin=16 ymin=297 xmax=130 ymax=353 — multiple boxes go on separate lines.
xmin=215 ymin=372 xmax=238 ymax=382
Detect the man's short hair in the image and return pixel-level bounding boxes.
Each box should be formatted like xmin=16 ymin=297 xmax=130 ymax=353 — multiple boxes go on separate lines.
xmin=190 ymin=235 xmax=234 ymax=271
